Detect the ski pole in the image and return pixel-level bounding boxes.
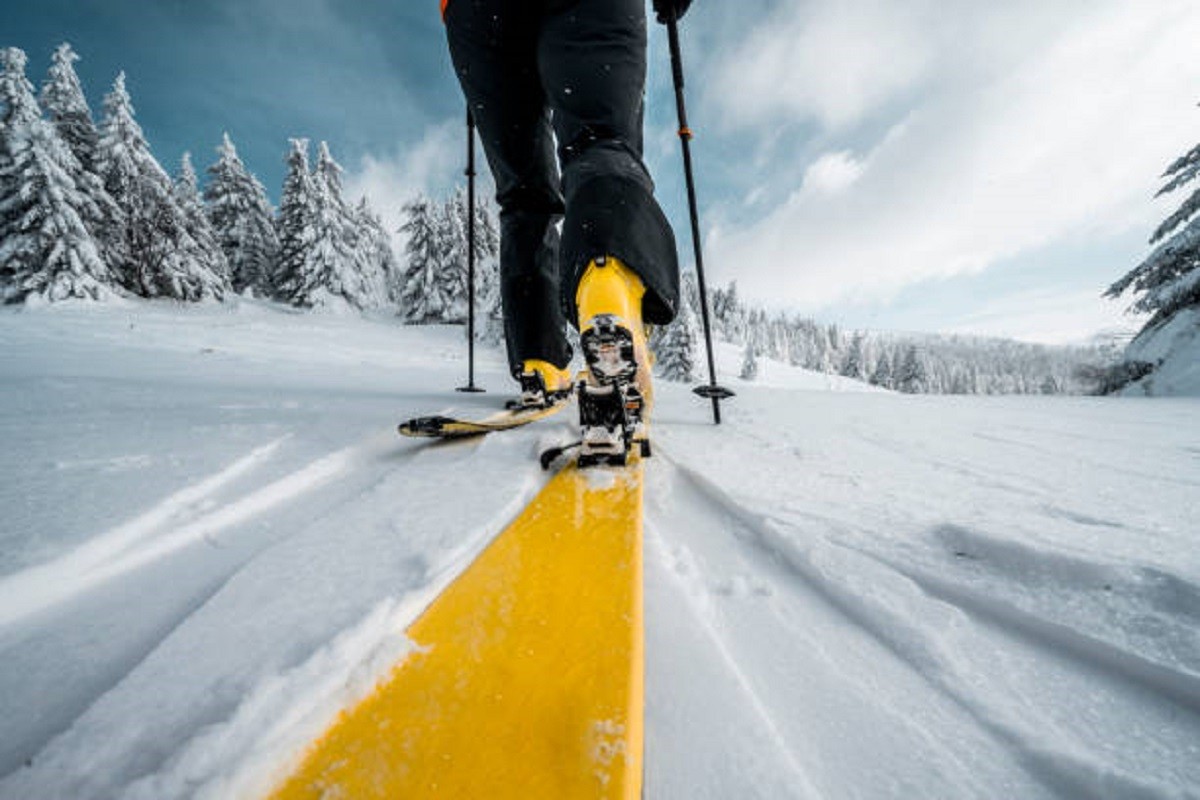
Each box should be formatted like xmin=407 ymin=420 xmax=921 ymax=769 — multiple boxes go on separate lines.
xmin=458 ymin=108 xmax=484 ymax=394
xmin=667 ymin=11 xmax=733 ymax=424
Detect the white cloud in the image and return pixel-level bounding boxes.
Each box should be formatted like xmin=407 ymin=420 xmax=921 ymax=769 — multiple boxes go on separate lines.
xmin=800 ymin=150 xmax=865 ymax=195
xmin=343 ymin=120 xmax=475 ymax=251
xmin=704 ymin=0 xmax=1200 ymax=331
xmin=708 ymin=0 xmax=933 ymax=129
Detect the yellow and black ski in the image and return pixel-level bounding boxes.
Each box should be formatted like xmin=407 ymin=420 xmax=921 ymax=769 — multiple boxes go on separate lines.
xmin=398 ymin=397 xmax=569 ymax=439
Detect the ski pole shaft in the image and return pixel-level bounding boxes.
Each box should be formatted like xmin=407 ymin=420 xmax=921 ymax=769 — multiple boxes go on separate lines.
xmin=667 ymin=14 xmax=731 ymax=424
xmin=458 ymin=108 xmax=484 ymax=393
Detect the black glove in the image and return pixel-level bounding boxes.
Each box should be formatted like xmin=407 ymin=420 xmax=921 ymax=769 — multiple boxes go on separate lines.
xmin=652 ymin=0 xmax=692 ymax=24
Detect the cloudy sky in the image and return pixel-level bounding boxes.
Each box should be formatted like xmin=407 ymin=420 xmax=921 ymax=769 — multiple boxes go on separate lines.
xmin=9 ymin=0 xmax=1200 ymax=343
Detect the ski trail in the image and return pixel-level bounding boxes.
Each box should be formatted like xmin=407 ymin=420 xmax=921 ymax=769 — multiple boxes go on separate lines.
xmin=854 ymin=549 xmax=1200 ymax=715
xmin=645 ymin=455 xmax=1050 ymax=799
xmin=660 ymin=453 xmax=1200 ymax=798
xmin=644 ymin=522 xmax=821 ymax=799
xmin=0 ymin=431 xmax=397 ymax=627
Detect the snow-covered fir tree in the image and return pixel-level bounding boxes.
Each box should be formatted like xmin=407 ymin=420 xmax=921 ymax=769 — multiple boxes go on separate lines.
xmin=713 ymin=280 xmax=746 ymax=342
xmin=1107 ymin=141 xmax=1200 ymax=327
xmin=739 ymin=339 xmax=759 ymax=381
xmin=840 ymin=333 xmax=868 ymax=381
xmin=277 ymin=141 xmax=379 ymax=309
xmin=399 ymin=194 xmax=455 ymax=323
xmin=895 ymin=345 xmax=927 ymax=394
xmin=354 ymin=197 xmax=400 ymax=308
xmin=204 ymin=133 xmax=278 ymax=295
xmin=39 ymin=43 xmax=122 ymax=271
xmin=173 ymin=153 xmax=228 ymax=287
xmin=1105 ymin=135 xmax=1200 ymax=389
xmin=273 ymin=138 xmax=314 ymax=301
xmin=869 ymin=350 xmax=893 ymax=389
xmin=40 ymin=44 xmax=98 ymax=172
xmin=433 ymin=190 xmax=471 ymax=323
xmin=96 ymin=73 xmax=223 ymax=300
xmin=655 ymin=283 xmax=700 ymax=382
xmin=451 ymin=191 xmax=502 ymax=341
xmin=475 ymin=247 xmax=505 ymax=344
xmin=0 ymin=47 xmax=110 ymax=303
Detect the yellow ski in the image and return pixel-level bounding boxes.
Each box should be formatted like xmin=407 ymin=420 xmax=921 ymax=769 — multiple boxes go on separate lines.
xmin=269 ymin=456 xmax=645 ymax=800
xmin=398 ymin=398 xmax=569 ymax=439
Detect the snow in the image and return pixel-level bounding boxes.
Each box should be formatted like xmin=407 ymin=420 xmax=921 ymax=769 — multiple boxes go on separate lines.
xmin=1123 ymin=307 xmax=1200 ymax=397
xmin=1 ymin=301 xmax=1198 ymax=798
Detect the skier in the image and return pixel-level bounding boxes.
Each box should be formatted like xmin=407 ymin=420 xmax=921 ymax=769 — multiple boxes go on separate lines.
xmin=442 ymin=0 xmax=692 ymax=459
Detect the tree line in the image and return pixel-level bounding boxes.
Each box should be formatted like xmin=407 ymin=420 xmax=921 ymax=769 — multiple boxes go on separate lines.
xmin=649 ymin=279 xmax=1114 ymax=394
xmin=0 ymin=43 xmax=503 ymax=318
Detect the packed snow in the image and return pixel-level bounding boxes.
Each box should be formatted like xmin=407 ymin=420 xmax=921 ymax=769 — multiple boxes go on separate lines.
xmin=1 ymin=301 xmax=1197 ymax=799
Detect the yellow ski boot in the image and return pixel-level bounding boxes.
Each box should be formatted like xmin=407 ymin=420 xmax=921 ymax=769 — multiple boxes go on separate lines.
xmin=575 ymin=256 xmax=653 ymax=466
xmin=511 ymin=359 xmax=573 ymax=410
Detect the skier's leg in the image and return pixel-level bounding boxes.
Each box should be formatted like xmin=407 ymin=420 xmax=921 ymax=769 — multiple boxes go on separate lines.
xmin=537 ymin=0 xmax=681 ymax=330
xmin=445 ymin=0 xmax=572 ymax=379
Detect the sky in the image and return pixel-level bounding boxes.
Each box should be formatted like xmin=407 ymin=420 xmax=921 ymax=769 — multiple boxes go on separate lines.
xmin=7 ymin=0 xmax=1200 ymax=343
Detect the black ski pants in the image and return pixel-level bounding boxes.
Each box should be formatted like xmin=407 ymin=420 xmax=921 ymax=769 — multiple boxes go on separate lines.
xmin=445 ymin=0 xmax=680 ymax=375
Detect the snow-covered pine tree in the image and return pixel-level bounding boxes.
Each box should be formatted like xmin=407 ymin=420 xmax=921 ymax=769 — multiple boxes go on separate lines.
xmin=273 ymin=138 xmax=315 ymax=302
xmin=204 ymin=133 xmax=278 ymax=295
xmin=739 ymin=338 xmax=759 ymax=381
xmin=654 ymin=281 xmax=700 ymax=382
xmin=276 ymin=141 xmax=369 ymax=308
xmin=0 ymin=47 xmax=111 ymax=303
xmin=840 ymin=332 xmax=868 ymax=381
xmin=353 ymin=196 xmax=399 ymax=310
xmin=398 ymin=194 xmax=453 ymax=323
xmin=41 ymin=44 xmax=98 ymax=172
xmin=869 ymin=349 xmax=893 ymax=388
xmin=433 ymin=189 xmax=471 ymax=323
xmin=895 ymin=345 xmax=927 ymax=394
xmin=96 ymin=73 xmax=223 ymax=300
xmin=713 ymin=280 xmax=745 ymax=342
xmin=459 ymin=196 xmax=503 ymax=342
xmin=40 ymin=43 xmax=123 ymax=271
xmin=174 ymin=153 xmax=228 ymax=288
xmin=1105 ymin=136 xmax=1200 ymax=385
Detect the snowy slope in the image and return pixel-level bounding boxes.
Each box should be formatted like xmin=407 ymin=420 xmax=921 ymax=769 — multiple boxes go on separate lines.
xmin=1 ymin=302 xmax=1198 ymax=799
xmin=1122 ymin=307 xmax=1200 ymax=397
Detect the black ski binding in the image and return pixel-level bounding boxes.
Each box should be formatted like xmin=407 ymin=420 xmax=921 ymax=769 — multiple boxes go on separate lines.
xmin=580 ymin=314 xmax=637 ymax=385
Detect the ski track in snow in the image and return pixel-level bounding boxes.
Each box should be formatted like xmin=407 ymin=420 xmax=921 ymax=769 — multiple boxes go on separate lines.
xmin=649 ymin=441 xmax=1200 ymax=799
xmin=0 ymin=431 xmax=422 ymax=780
xmin=646 ymin=455 xmax=1054 ymax=799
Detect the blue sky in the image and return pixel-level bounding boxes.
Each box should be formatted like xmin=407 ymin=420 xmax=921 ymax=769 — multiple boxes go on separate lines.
xmin=8 ymin=0 xmax=1200 ymax=343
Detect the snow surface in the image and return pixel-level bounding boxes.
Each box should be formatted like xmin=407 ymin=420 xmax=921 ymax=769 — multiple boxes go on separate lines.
xmin=1123 ymin=307 xmax=1200 ymax=397
xmin=1 ymin=301 xmax=1198 ymax=799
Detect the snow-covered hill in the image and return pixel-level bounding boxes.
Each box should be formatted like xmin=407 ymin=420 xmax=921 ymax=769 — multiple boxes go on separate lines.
xmin=1 ymin=302 xmax=1197 ymax=798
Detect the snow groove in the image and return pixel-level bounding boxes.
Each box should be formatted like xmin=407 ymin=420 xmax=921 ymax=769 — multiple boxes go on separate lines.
xmin=656 ymin=451 xmax=1200 ymax=798
xmin=858 ymin=550 xmax=1200 ymax=715
xmin=643 ymin=524 xmax=822 ymax=799
xmin=645 ymin=454 xmax=1053 ymax=799
xmin=0 ymin=431 xmax=397 ymax=628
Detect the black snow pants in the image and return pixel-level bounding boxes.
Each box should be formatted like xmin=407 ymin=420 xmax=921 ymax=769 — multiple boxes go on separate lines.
xmin=445 ymin=0 xmax=680 ymax=375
